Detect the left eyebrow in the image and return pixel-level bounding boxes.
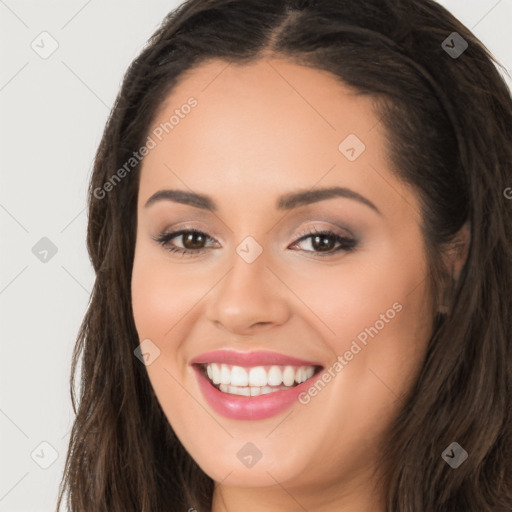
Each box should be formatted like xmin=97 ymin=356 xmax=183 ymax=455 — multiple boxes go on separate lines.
xmin=144 ymin=186 xmax=381 ymax=215
xmin=276 ymin=186 xmax=381 ymax=215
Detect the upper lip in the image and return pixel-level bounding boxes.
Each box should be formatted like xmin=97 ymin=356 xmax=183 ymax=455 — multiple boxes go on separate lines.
xmin=190 ymin=350 xmax=323 ymax=368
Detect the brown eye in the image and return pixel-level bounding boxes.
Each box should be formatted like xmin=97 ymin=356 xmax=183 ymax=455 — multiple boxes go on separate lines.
xmin=290 ymin=229 xmax=357 ymax=257
xmin=181 ymin=232 xmax=207 ymax=250
xmin=309 ymin=234 xmax=337 ymax=252
xmin=154 ymin=229 xmax=216 ymax=256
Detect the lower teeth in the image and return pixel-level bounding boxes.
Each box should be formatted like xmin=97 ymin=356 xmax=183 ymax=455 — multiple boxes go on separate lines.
xmin=216 ymin=383 xmax=294 ymax=396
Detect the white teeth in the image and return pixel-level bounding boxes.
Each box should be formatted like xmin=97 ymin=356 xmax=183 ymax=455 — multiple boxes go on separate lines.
xmin=248 ymin=366 xmax=267 ymax=387
xmin=282 ymin=366 xmax=295 ymax=386
xmin=203 ymin=362 xmax=318 ymax=394
xmin=220 ymin=384 xmax=291 ymax=396
xmin=250 ymin=387 xmax=262 ymax=396
xmin=230 ymin=366 xmax=248 ymax=386
xmin=267 ymin=365 xmax=282 ymax=386
xmin=220 ymin=364 xmax=231 ymax=385
xmin=211 ymin=363 xmax=221 ymax=384
xmin=229 ymin=384 xmax=250 ymax=396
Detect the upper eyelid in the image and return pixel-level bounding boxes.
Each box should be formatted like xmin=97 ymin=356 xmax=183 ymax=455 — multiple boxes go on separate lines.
xmin=157 ymin=220 xmax=355 ymax=240
xmin=158 ymin=226 xmax=349 ymax=238
xmin=294 ymin=224 xmax=354 ymax=238
xmin=156 ymin=226 xmax=355 ymax=248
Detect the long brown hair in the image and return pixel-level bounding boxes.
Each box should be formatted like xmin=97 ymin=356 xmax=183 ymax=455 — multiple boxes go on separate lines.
xmin=57 ymin=1 xmax=512 ymax=510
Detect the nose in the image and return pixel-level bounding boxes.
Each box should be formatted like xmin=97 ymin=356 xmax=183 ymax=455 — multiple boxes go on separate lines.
xmin=205 ymin=249 xmax=291 ymax=335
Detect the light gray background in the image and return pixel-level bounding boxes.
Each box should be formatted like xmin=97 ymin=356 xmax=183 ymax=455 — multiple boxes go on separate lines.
xmin=1 ymin=1 xmax=511 ymax=510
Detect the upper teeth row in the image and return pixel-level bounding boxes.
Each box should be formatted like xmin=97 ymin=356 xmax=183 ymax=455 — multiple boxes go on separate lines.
xmin=205 ymin=363 xmax=315 ymax=387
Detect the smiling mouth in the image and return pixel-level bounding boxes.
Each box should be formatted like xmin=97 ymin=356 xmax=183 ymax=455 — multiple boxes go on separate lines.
xmin=196 ymin=363 xmax=323 ymax=397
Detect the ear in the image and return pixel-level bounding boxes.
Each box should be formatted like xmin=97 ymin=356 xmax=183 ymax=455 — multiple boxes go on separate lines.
xmin=445 ymin=221 xmax=471 ymax=281
xmin=437 ymin=222 xmax=470 ymax=314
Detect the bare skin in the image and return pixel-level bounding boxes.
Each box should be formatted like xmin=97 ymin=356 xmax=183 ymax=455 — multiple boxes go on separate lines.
xmin=131 ymin=58 xmax=468 ymax=511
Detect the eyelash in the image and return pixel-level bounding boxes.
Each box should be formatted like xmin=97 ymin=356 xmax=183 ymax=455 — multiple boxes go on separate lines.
xmin=153 ymin=226 xmax=357 ymax=258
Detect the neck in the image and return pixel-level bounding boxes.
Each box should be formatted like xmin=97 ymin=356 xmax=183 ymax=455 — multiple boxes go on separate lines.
xmin=210 ymin=470 xmax=385 ymax=512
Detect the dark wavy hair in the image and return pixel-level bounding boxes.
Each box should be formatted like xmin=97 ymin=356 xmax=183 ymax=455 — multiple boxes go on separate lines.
xmin=56 ymin=1 xmax=512 ymax=510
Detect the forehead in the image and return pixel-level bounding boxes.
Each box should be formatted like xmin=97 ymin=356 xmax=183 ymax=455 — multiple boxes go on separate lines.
xmin=137 ymin=58 xmax=417 ymax=222
xmin=150 ymin=57 xmax=374 ymax=149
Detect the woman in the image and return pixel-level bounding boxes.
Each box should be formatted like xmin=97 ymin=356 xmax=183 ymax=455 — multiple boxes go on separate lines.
xmin=57 ymin=0 xmax=512 ymax=510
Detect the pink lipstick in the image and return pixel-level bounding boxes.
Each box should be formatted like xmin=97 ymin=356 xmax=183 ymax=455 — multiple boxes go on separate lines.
xmin=190 ymin=350 xmax=323 ymax=420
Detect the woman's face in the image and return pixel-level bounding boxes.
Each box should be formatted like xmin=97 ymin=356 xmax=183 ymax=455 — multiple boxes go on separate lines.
xmin=132 ymin=58 xmax=434 ymax=506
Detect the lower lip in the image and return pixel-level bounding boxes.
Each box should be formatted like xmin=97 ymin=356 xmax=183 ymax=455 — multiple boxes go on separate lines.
xmin=193 ymin=365 xmax=318 ymax=420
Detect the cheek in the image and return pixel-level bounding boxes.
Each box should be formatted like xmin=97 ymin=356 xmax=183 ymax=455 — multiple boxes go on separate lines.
xmin=132 ymin=267 xmax=167 ymax=345
xmin=131 ymin=249 xmax=201 ymax=420
xmin=291 ymin=242 xmax=432 ymax=412
xmin=131 ymin=249 xmax=204 ymax=343
xmin=288 ymin=245 xmax=430 ymax=350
